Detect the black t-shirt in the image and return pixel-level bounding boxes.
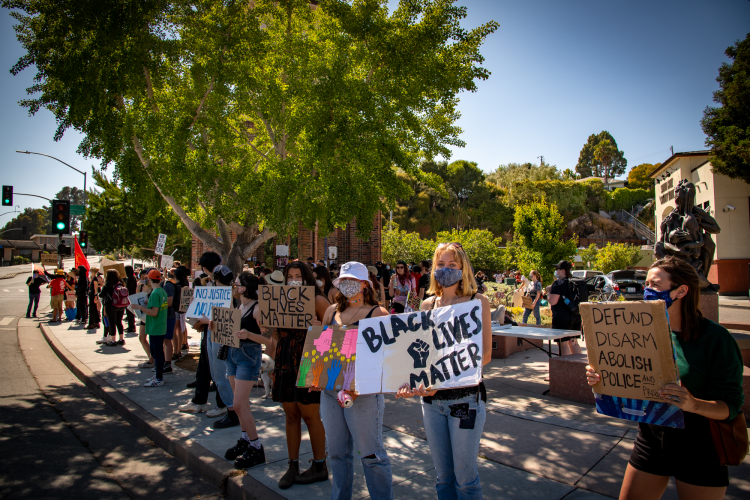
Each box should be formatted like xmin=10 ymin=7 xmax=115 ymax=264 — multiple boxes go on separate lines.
xmin=550 ymin=278 xmax=579 ymax=324
xmin=239 ymin=302 xmax=261 ymax=344
xmin=26 ymin=276 xmax=47 ymax=294
xmin=418 ymin=274 xmax=431 ymax=297
xmin=163 ymin=281 xmax=176 ymax=319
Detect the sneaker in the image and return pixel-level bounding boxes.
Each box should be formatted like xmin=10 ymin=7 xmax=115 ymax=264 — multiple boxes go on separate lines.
xmin=96 ymin=337 xmax=108 ymax=344
xmin=295 ymin=458 xmax=329 ymax=485
xmin=116 ymin=339 xmax=125 ymax=345
xmin=234 ymin=445 xmax=265 ymax=470
xmin=162 ymin=364 xmax=173 ymax=374
xmin=144 ymin=378 xmax=164 ymax=387
xmin=178 ymin=401 xmax=210 ymax=414
xmin=225 ymin=438 xmax=250 ymax=461
xmin=206 ymin=407 xmax=227 ymax=418
xmin=138 ymin=361 xmax=154 ymax=369
xmin=186 ymin=379 xmax=197 ymax=389
xmin=106 ymin=341 xmax=117 ymax=346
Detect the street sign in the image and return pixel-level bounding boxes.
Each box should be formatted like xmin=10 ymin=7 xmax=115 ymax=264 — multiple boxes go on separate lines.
xmin=69 ymin=204 xmax=85 ymax=215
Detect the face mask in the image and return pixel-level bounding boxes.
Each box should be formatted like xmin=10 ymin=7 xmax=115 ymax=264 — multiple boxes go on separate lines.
xmin=287 ymin=280 xmax=304 ymax=287
xmin=316 ymin=280 xmax=324 ymax=288
xmin=434 ymin=268 xmax=462 ymax=287
xmin=643 ymin=287 xmax=676 ymax=309
xmin=553 ymin=270 xmax=561 ymax=279
xmin=386 ymin=266 xmax=391 ymax=270
xmin=529 ymin=275 xmax=534 ymax=281
xmin=338 ymin=280 xmax=362 ymax=298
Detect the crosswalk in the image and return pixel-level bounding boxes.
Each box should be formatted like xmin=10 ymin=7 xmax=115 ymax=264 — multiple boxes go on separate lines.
xmin=0 ymin=317 xmax=14 ymax=326
xmin=2 ymin=290 xmax=27 ymax=292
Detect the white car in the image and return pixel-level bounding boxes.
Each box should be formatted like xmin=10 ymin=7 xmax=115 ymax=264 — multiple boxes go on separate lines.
xmin=571 ymin=270 xmax=603 ymax=279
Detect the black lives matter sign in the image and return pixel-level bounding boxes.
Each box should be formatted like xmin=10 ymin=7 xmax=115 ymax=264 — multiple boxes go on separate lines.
xmin=581 ymin=301 xmax=679 ymax=401
xmin=258 ymin=285 xmax=316 ymax=329
xmin=211 ymin=306 xmax=240 ymax=348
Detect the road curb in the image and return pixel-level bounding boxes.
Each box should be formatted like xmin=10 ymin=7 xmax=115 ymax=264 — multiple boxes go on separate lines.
xmin=38 ymin=322 xmax=284 ymax=500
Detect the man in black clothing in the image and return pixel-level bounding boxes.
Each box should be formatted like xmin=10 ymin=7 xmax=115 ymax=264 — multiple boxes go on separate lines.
xmin=26 ymin=270 xmax=49 ymax=318
xmin=419 ymin=260 xmax=432 ymax=299
xmin=125 ymin=265 xmax=138 ymax=332
xmin=548 ymin=260 xmax=583 ymax=355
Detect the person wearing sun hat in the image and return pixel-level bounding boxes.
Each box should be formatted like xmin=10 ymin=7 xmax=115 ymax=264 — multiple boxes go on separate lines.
xmin=311 ymin=262 xmax=394 ymax=498
xmin=48 ymin=269 xmax=68 ymax=323
xmin=265 ymin=270 xmax=285 ymax=286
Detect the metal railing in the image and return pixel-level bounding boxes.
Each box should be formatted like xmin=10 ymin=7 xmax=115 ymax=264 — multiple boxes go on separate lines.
xmin=619 ymin=209 xmax=656 ymax=244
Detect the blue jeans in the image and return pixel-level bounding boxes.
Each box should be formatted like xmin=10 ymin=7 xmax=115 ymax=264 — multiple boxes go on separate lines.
xmin=207 ymin=333 xmax=233 ymax=407
xmin=522 ymin=300 xmax=541 ymax=325
xmin=421 ymin=395 xmax=486 ymax=500
xmin=320 ymin=390 xmax=393 ymax=500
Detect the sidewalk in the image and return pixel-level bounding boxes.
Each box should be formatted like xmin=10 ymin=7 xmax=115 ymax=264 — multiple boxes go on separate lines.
xmin=38 ymin=316 xmax=750 ymax=500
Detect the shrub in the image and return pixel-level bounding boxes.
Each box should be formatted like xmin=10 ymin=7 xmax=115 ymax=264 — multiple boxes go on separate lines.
xmin=12 ymin=255 xmax=30 ymax=265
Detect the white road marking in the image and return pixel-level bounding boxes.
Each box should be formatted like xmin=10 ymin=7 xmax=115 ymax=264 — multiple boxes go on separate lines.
xmin=2 ymin=290 xmax=8 ymax=292
xmin=18 ymin=290 xmax=24 ymax=292
xmin=0 ymin=317 xmax=14 ymax=326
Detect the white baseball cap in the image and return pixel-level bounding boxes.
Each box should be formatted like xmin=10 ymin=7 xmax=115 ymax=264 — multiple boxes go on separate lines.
xmin=333 ymin=262 xmax=373 ymax=289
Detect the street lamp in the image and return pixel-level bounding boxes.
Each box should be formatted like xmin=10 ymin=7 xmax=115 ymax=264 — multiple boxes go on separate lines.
xmin=16 ymin=150 xmax=88 ymax=254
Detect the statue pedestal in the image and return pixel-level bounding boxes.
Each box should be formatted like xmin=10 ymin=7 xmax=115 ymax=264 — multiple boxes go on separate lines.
xmin=699 ymin=292 xmax=719 ymax=324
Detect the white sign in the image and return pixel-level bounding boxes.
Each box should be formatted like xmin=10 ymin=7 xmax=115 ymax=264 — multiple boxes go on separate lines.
xmin=276 ymin=245 xmax=289 ymax=257
xmin=355 ymin=300 xmax=484 ymax=394
xmin=185 ymin=286 xmax=233 ymax=319
xmin=154 ymin=233 xmax=167 ymax=255
xmin=126 ymin=292 xmax=150 ymax=322
xmin=328 ymin=246 xmax=338 ymax=259
xmin=160 ymin=254 xmax=174 ymax=269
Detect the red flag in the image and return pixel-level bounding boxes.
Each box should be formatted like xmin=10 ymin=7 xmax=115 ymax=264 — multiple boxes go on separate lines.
xmin=74 ymin=236 xmax=90 ymax=273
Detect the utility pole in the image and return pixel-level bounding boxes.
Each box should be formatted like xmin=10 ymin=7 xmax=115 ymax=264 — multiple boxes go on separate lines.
xmin=537 ymin=156 xmax=544 ymax=167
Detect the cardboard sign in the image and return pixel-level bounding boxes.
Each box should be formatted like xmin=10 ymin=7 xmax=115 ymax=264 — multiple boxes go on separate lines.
xmin=154 ymin=233 xmax=167 ymax=255
xmin=581 ymin=301 xmax=679 ymax=402
xmin=297 ymin=326 xmax=358 ymax=390
xmin=179 ymin=287 xmax=194 ymax=313
xmin=126 ymin=291 xmax=150 ymax=322
xmin=406 ymin=291 xmax=422 ymax=312
xmin=102 ymin=262 xmax=126 ymax=279
xmin=258 ymin=285 xmax=316 ymax=329
xmin=355 ymin=300 xmax=484 ymax=394
xmin=211 ymin=306 xmax=240 ymax=348
xmin=160 ymin=254 xmax=174 ymax=269
xmin=41 ymin=253 xmax=58 ymax=266
xmin=185 ymin=286 xmax=233 ymax=319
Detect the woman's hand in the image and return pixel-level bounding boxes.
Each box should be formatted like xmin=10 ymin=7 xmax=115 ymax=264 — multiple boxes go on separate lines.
xmin=208 ymin=320 xmax=215 ymax=331
xmin=585 ymin=365 xmax=600 ymax=387
xmin=311 ymin=319 xmax=321 ymax=326
xmin=308 ymin=385 xmax=323 ymax=392
xmin=235 ymin=329 xmax=249 ymax=340
xmin=395 ymin=382 xmax=436 ymax=398
xmin=659 ymin=383 xmax=699 ymax=412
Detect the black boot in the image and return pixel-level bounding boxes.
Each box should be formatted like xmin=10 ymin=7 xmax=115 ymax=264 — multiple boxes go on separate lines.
xmin=211 ymin=410 xmax=240 ymax=429
xmin=278 ymin=459 xmax=299 ymax=490
xmin=295 ymin=458 xmax=329 ymax=485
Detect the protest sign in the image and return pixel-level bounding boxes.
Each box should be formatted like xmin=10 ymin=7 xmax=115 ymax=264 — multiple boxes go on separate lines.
xmin=179 ymin=287 xmax=194 ymax=313
xmin=154 ymin=233 xmax=167 ymax=255
xmin=185 ymin=286 xmax=233 ymax=319
xmin=258 ymin=285 xmax=316 ymax=329
xmin=296 ymin=326 xmax=358 ymax=390
xmin=211 ymin=306 xmax=241 ymax=348
xmin=406 ymin=291 xmax=422 ymax=312
xmin=581 ymin=301 xmax=685 ymax=428
xmin=41 ymin=253 xmax=58 ymax=266
xmin=355 ymin=300 xmax=483 ymax=394
xmin=65 ymin=291 xmax=76 ymax=302
xmin=126 ymin=291 xmax=149 ymax=322
xmin=160 ymin=254 xmax=174 ymax=269
xmin=102 ymin=262 xmax=127 ymax=279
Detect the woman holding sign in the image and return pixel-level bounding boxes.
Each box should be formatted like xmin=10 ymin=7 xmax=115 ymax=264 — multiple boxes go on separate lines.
xmin=265 ymin=261 xmax=330 ymax=490
xmin=585 ymin=257 xmax=744 ymax=500
xmin=396 ymin=242 xmax=493 ymax=500
xmin=314 ymin=261 xmax=394 ymax=500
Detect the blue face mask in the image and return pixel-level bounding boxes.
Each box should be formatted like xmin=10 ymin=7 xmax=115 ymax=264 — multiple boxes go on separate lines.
xmin=434 ymin=268 xmax=462 ymax=287
xmin=643 ymin=287 xmax=675 ymax=309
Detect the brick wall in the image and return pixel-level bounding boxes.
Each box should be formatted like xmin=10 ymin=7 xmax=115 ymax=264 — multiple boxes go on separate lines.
xmin=190 ymin=230 xmax=264 ymax=275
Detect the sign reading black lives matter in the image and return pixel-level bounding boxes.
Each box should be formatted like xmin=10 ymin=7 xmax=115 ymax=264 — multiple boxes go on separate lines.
xmin=581 ymin=301 xmax=679 ymax=401
xmin=355 ymin=300 xmax=483 ymax=394
xmin=211 ymin=306 xmax=241 ymax=348
xmin=258 ymin=285 xmax=316 ymax=329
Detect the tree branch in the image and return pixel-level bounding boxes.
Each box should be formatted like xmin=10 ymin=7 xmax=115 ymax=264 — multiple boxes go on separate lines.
xmin=143 ymin=67 xmax=159 ymax=113
xmin=216 ymin=217 xmax=233 ymax=253
xmin=240 ymin=226 xmax=276 ymax=258
xmin=131 ymin=135 xmax=222 ymax=251
xmin=189 ymin=80 xmax=215 ymax=130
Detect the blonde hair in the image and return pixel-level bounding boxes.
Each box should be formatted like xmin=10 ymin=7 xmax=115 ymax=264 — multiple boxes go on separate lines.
xmin=427 ymin=243 xmax=478 ymax=297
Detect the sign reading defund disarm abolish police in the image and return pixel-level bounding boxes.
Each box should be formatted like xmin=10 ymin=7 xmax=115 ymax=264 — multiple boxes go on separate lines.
xmin=355 ymin=300 xmax=483 ymax=394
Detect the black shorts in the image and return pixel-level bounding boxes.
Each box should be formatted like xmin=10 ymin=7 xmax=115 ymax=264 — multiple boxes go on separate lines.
xmin=628 ymin=413 xmax=728 ymax=487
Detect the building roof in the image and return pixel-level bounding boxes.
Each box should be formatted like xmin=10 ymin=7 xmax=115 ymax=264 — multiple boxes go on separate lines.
xmin=648 ymin=150 xmax=710 ymax=178
xmin=10 ymin=240 xmax=42 ymax=250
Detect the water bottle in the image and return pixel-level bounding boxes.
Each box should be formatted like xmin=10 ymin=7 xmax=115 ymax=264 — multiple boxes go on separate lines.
xmin=337 ymin=390 xmax=353 ymax=408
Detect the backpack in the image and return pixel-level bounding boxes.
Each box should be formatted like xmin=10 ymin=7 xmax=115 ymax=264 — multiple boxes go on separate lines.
xmin=570 ymin=278 xmax=589 ymax=305
xmin=111 ymin=283 xmax=130 ymax=308
xmin=560 ymin=278 xmax=584 ymax=314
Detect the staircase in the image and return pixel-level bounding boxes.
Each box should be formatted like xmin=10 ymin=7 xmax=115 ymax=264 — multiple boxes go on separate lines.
xmin=619 ymin=209 xmax=656 ymax=244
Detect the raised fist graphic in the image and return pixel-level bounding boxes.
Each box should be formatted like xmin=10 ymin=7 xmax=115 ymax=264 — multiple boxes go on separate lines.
xmin=407 ymin=339 xmax=430 ymax=369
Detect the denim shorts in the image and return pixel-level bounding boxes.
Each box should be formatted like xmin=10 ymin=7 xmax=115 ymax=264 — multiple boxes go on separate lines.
xmin=226 ymin=342 xmax=262 ymax=381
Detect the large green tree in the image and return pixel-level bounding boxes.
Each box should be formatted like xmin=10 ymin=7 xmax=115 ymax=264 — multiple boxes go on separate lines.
xmin=595 ymin=242 xmax=641 ymax=274
xmin=6 ymin=0 xmax=498 ymax=273
xmin=575 ymin=131 xmax=627 ymax=180
xmin=486 ymin=161 xmax=561 ymax=188
xmin=627 ymin=163 xmax=658 ymax=190
xmin=701 ymin=32 xmax=750 ymax=184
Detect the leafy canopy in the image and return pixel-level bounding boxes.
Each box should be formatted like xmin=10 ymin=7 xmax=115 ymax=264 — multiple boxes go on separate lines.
xmin=575 ymin=131 xmax=627 ymax=180
xmin=486 ymin=161 xmax=562 ymax=189
xmin=701 ymin=32 xmax=750 ymax=184
xmin=627 ymin=163 xmax=658 ymax=190
xmin=577 ymin=243 xmax=599 ymax=269
xmin=5 ymin=0 xmax=498 ymax=272
xmin=594 ymin=242 xmax=641 ymax=274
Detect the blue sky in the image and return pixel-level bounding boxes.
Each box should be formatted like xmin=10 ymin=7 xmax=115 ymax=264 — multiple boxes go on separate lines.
xmin=1 ymin=0 xmax=749 ymax=229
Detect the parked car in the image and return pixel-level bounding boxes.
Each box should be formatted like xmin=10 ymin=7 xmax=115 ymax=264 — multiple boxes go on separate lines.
xmin=608 ymin=270 xmax=644 ymax=300
xmin=585 ymin=275 xmax=621 ymax=301
xmin=571 ymin=270 xmax=603 ymax=279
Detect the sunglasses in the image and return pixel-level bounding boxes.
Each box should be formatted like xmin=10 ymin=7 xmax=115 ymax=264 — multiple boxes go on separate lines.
xmin=438 ymin=242 xmax=463 ymax=250
xmin=396 ymin=266 xmax=405 ymax=269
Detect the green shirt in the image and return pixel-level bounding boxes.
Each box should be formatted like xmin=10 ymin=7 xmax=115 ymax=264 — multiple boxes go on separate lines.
xmin=145 ymin=287 xmax=168 ymax=336
xmin=673 ymin=318 xmax=745 ymax=420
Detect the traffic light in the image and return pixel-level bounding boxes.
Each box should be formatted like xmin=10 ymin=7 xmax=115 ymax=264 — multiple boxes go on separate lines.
xmin=2 ymin=186 xmax=12 ymax=206
xmin=79 ymin=231 xmax=88 ymax=248
xmin=51 ymin=199 xmax=70 ymax=234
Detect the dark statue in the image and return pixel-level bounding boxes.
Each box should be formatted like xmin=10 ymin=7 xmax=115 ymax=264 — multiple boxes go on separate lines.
xmin=655 ymin=179 xmax=721 ymax=291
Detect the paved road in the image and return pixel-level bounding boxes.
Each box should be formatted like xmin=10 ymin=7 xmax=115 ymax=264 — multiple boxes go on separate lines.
xmin=0 ymin=267 xmax=223 ymax=499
